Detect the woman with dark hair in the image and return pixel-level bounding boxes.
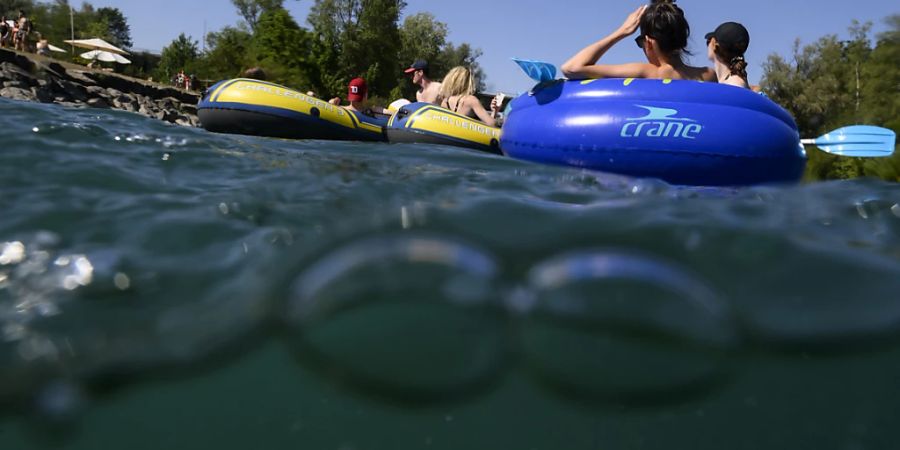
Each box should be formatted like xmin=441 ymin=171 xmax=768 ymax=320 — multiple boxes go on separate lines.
xmin=561 ymin=0 xmax=714 ymax=81
xmin=706 ymin=22 xmax=751 ymax=89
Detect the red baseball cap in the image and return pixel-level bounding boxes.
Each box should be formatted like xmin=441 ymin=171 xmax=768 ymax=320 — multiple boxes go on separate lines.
xmin=348 ymin=77 xmax=367 ymax=102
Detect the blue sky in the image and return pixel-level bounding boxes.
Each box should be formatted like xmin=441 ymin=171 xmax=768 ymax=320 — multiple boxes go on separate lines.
xmin=92 ymin=0 xmax=896 ymax=93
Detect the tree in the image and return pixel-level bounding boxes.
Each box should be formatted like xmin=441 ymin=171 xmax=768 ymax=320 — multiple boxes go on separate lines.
xmin=253 ymin=7 xmax=314 ymax=89
xmin=394 ymin=12 xmax=486 ymax=99
xmin=156 ymin=33 xmax=200 ymax=81
xmin=761 ymin=16 xmax=900 ymax=181
xmin=232 ymin=0 xmax=285 ymax=31
xmin=96 ymin=7 xmax=132 ymax=50
xmin=0 ymin=0 xmax=33 ymax=16
xmin=203 ymin=26 xmax=254 ymax=80
xmin=307 ymin=0 xmax=405 ymax=98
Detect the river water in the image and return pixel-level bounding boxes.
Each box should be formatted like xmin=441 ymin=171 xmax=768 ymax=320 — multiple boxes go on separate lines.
xmin=2 ymin=97 xmax=900 ymax=449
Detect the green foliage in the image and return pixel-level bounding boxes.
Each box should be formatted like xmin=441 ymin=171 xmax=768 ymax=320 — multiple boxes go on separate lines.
xmin=201 ymin=26 xmax=254 ymax=80
xmin=232 ymin=0 xmax=285 ymax=31
xmin=96 ymin=7 xmax=132 ymax=50
xmin=252 ymin=8 xmax=313 ymax=89
xmin=762 ymin=16 xmax=900 ymax=182
xmin=155 ymin=33 xmax=200 ymax=82
xmin=12 ymin=1 xmax=487 ymax=101
xmin=307 ymin=0 xmax=406 ymax=98
xmin=394 ymin=12 xmax=485 ymax=99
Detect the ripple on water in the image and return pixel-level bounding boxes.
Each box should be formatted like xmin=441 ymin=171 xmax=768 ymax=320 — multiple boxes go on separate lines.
xmin=285 ymin=234 xmax=508 ymax=403
xmin=517 ymin=249 xmax=737 ymax=405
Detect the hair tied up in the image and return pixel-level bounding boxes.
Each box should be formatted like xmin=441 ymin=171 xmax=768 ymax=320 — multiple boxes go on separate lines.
xmin=730 ymin=56 xmax=746 ymax=65
xmin=651 ymin=0 xmax=677 ymax=4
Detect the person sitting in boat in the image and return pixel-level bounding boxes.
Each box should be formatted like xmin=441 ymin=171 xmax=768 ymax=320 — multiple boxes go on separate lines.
xmin=439 ymin=66 xmax=501 ymax=127
xmin=404 ymin=60 xmax=442 ymax=104
xmin=561 ymin=0 xmax=714 ymax=82
xmin=328 ymin=77 xmax=391 ymax=117
xmin=706 ymin=22 xmax=751 ymax=89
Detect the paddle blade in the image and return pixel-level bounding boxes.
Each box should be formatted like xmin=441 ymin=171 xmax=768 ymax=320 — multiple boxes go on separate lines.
xmin=813 ymin=125 xmax=896 ymax=157
xmin=512 ymin=58 xmax=557 ymax=83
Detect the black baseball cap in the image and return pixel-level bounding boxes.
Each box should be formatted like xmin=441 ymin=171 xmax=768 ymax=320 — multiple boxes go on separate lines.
xmin=705 ymin=22 xmax=750 ymax=54
xmin=404 ymin=60 xmax=429 ymax=74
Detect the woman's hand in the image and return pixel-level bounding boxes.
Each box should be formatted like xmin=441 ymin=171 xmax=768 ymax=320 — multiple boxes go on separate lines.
xmin=616 ymin=5 xmax=647 ymax=37
xmin=328 ymin=97 xmax=341 ymax=106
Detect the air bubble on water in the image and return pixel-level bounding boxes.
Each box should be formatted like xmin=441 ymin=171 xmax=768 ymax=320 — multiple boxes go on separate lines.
xmin=114 ymin=273 xmax=131 ymax=290
xmin=1 ymin=241 xmax=26 ymax=265
xmin=892 ymin=204 xmax=900 ymax=218
xmin=34 ymin=380 xmax=86 ymax=423
xmin=114 ymin=136 xmax=121 ymax=141
xmin=162 ymin=153 xmax=171 ymax=161
xmin=218 ymin=203 xmax=230 ymax=215
xmin=17 ymin=336 xmax=59 ymax=362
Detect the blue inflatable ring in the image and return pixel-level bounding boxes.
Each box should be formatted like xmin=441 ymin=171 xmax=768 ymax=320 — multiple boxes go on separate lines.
xmin=500 ymin=78 xmax=806 ymax=186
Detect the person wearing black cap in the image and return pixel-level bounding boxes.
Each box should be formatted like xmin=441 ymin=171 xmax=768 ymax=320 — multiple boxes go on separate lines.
xmin=706 ymin=22 xmax=751 ymax=89
xmin=404 ymin=60 xmax=443 ymax=104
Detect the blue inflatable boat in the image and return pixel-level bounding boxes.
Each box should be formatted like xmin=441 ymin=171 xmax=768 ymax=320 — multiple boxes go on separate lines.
xmin=500 ymin=78 xmax=806 ymax=186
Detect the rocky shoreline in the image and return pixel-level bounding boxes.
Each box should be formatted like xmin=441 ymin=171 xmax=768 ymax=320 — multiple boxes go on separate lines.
xmin=0 ymin=48 xmax=200 ymax=127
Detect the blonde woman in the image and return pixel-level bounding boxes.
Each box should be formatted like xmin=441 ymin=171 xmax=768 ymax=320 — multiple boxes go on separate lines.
xmin=439 ymin=66 xmax=501 ymax=127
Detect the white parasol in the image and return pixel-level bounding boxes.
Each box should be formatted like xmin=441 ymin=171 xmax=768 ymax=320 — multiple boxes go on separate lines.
xmin=80 ymin=50 xmax=131 ymax=65
xmin=48 ymin=44 xmax=67 ymax=53
xmin=65 ymin=38 xmax=129 ymax=55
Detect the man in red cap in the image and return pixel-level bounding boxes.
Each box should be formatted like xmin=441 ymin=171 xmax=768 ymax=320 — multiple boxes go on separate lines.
xmin=404 ymin=60 xmax=442 ymax=104
xmin=329 ymin=77 xmax=390 ymax=117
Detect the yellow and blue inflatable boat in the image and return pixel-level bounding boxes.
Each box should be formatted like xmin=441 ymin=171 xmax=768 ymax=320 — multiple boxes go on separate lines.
xmin=386 ymin=102 xmax=503 ymax=154
xmin=198 ymin=79 xmax=387 ymax=141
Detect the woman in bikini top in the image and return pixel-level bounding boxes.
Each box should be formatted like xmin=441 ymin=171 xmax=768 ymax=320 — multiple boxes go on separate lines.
xmin=439 ymin=66 xmax=501 ymax=127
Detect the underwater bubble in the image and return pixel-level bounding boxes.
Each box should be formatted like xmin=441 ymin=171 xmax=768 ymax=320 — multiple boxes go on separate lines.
xmin=518 ymin=250 xmax=737 ymax=404
xmin=1 ymin=241 xmax=26 ymax=265
xmin=891 ymin=204 xmax=900 ymax=218
xmin=286 ymin=234 xmax=507 ymax=402
xmin=33 ymin=380 xmax=86 ymax=423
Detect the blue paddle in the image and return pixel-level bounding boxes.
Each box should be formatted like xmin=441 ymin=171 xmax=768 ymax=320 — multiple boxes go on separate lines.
xmin=802 ymin=126 xmax=896 ymax=158
xmin=512 ymin=58 xmax=557 ymax=83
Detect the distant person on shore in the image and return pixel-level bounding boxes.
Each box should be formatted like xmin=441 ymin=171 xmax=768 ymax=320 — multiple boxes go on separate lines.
xmin=439 ymin=66 xmax=501 ymax=127
xmin=328 ymin=77 xmax=390 ymax=117
xmin=14 ymin=10 xmax=32 ymax=53
xmin=404 ymin=60 xmax=442 ymax=104
xmin=35 ymin=33 xmax=49 ymax=56
xmin=561 ymin=0 xmax=714 ymax=82
xmin=706 ymin=22 xmax=751 ymax=89
xmin=0 ymin=16 xmax=10 ymax=48
xmin=242 ymin=67 xmax=267 ymax=81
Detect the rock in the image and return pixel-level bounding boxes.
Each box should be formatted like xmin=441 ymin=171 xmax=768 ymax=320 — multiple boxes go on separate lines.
xmin=58 ymin=81 xmax=88 ymax=102
xmin=2 ymin=80 xmax=30 ymax=90
xmin=0 ymin=86 xmax=37 ymax=102
xmin=85 ymin=85 xmax=106 ymax=96
xmin=65 ymin=70 xmax=96 ymax=86
xmin=106 ymin=88 xmax=123 ymax=98
xmin=32 ymin=87 xmax=55 ymax=103
xmin=175 ymin=116 xmax=193 ymax=127
xmin=86 ymin=98 xmax=110 ymax=109
xmin=0 ymin=62 xmax=36 ymax=85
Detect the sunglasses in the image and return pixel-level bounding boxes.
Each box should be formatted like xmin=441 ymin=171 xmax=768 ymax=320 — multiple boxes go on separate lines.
xmin=635 ymin=35 xmax=646 ymax=49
